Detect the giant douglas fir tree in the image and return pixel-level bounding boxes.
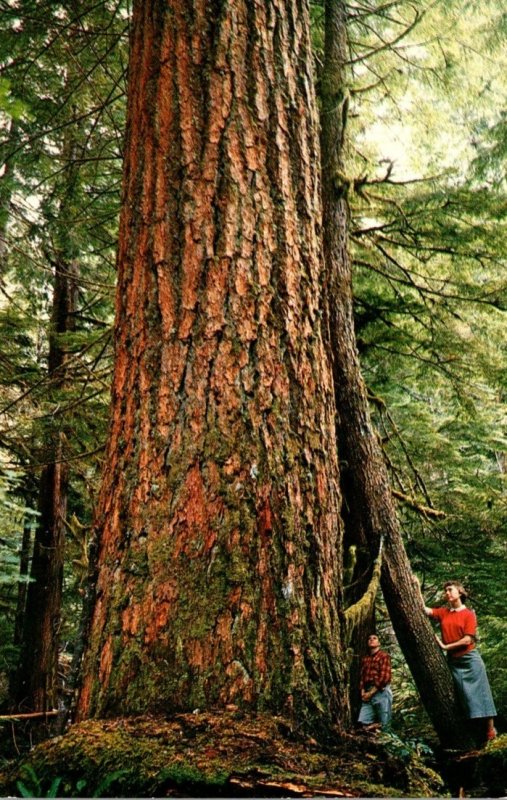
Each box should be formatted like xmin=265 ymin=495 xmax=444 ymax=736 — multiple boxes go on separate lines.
xmin=76 ymin=0 xmax=348 ymax=730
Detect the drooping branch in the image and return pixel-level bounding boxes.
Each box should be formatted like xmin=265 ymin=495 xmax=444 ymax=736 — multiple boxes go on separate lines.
xmin=343 ymin=535 xmax=384 ymax=644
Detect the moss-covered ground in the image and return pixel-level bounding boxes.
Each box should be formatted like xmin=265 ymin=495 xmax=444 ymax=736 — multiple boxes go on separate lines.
xmin=0 ymin=712 xmax=505 ymax=797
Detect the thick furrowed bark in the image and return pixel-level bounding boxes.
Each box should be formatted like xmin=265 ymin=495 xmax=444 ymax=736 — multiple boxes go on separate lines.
xmin=77 ymin=0 xmax=347 ymax=731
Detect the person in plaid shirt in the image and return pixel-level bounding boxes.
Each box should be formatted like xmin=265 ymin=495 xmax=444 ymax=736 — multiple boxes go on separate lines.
xmin=357 ymin=633 xmax=392 ymax=730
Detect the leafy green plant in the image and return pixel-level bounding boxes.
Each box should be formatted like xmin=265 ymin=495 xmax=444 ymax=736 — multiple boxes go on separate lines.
xmin=91 ymin=770 xmax=130 ymax=797
xmin=16 ymin=765 xmax=61 ymax=798
xmin=377 ymin=730 xmax=434 ymax=763
xmin=14 ymin=765 xmax=130 ymax=798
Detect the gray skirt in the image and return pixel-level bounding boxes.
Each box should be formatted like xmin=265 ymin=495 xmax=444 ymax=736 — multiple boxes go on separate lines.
xmin=448 ymin=649 xmax=497 ymax=719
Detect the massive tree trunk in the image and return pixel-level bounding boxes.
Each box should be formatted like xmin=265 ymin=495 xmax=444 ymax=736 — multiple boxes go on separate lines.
xmin=320 ymin=0 xmax=473 ymax=748
xmin=76 ymin=0 xmax=347 ymax=732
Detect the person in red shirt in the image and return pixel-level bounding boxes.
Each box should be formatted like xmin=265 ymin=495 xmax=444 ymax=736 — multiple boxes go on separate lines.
xmin=423 ymin=580 xmax=497 ymax=742
xmin=357 ymin=633 xmax=392 ymax=730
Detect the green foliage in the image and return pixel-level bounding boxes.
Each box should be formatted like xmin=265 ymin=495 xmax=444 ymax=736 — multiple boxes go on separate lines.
xmin=14 ymin=763 xmax=130 ymax=798
xmin=473 ymin=734 xmax=507 ymax=795
xmin=0 ymin=0 xmax=126 ymax=686
xmin=0 ymin=77 xmax=30 ymax=120
xmin=479 ymin=616 xmax=507 ymax=723
xmin=16 ymin=765 xmax=61 ymax=798
xmin=377 ymin=730 xmax=434 ymax=762
xmin=0 ymin=471 xmax=38 ymax=685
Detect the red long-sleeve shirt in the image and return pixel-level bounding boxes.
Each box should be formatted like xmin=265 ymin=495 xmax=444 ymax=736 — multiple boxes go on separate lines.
xmin=360 ymin=649 xmax=392 ymax=691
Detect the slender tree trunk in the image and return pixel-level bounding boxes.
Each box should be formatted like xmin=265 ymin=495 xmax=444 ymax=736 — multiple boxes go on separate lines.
xmin=14 ymin=448 xmax=67 ymax=712
xmin=13 ymin=520 xmax=32 ymax=647
xmin=320 ymin=0 xmax=473 ymax=748
xmin=76 ymin=0 xmax=347 ymax=733
xmin=0 ymin=119 xmax=16 ymax=275
xmin=14 ymin=96 xmax=80 ymax=711
xmin=14 ymin=257 xmax=78 ymax=712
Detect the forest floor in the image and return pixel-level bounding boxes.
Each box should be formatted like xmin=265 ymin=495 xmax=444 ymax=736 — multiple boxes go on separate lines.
xmin=0 ymin=710 xmax=505 ymax=797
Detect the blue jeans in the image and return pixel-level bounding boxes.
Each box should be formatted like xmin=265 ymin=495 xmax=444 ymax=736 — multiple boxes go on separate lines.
xmin=358 ymin=685 xmax=392 ymax=728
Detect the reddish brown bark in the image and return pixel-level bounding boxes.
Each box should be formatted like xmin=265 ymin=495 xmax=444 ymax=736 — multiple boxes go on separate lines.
xmin=77 ymin=0 xmax=346 ymax=730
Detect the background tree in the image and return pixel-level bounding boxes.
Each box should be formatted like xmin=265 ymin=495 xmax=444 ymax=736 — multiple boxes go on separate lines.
xmin=13 ymin=111 xmax=80 ymax=713
xmin=0 ymin=0 xmax=126 ymax=712
xmin=313 ymin=0 xmax=506 ymax=735
xmin=318 ymin=0 xmax=475 ymax=748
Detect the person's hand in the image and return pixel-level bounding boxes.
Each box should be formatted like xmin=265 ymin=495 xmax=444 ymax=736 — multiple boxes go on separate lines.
xmin=435 ymin=636 xmax=447 ymax=651
xmin=412 ymin=574 xmax=425 ymax=604
xmin=362 ymin=689 xmax=375 ymax=701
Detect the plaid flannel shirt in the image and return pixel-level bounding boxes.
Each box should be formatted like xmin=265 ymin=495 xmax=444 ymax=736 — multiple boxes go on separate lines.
xmin=360 ymin=649 xmax=391 ymax=691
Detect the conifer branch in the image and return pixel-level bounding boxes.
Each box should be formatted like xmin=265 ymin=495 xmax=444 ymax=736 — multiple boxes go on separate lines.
xmin=392 ymin=490 xmax=446 ymax=519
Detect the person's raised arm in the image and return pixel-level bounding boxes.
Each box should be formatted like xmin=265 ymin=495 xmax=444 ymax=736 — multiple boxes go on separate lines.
xmin=412 ymin=574 xmax=433 ymax=616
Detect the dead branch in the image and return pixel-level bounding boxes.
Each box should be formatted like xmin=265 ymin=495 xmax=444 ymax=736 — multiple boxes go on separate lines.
xmin=0 ymin=710 xmax=59 ymax=721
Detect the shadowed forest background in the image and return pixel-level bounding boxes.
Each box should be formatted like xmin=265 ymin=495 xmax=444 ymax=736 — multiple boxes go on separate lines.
xmin=0 ymin=0 xmax=506 ymax=796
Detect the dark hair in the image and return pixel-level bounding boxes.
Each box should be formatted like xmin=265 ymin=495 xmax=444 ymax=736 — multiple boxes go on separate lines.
xmin=444 ymin=580 xmax=468 ymax=600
